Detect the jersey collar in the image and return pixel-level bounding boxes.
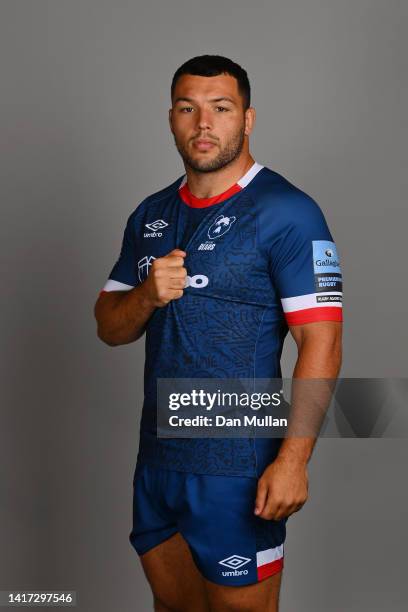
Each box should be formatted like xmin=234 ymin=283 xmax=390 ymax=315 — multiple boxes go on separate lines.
xmin=178 ymin=161 xmax=264 ymax=208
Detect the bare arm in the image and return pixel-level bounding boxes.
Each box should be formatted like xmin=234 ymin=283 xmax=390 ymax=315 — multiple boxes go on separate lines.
xmin=94 ymin=248 xmax=187 ymax=346
xmin=254 ymin=321 xmax=342 ymax=519
xmin=94 ymin=286 xmax=156 ymax=346
xmin=278 ymin=320 xmax=343 ymax=464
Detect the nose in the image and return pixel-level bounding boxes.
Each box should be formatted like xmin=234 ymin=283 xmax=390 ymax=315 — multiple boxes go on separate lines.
xmin=196 ymin=108 xmax=212 ymax=131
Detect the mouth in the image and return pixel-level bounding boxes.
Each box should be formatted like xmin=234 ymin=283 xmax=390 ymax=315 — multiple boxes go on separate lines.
xmin=193 ymin=139 xmax=217 ymax=151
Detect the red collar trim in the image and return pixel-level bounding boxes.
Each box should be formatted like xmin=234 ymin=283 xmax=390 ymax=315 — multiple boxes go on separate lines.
xmin=178 ymin=181 xmax=242 ymax=208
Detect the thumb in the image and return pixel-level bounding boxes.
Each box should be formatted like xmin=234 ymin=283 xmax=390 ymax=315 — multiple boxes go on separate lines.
xmin=254 ymin=481 xmax=268 ymax=516
xmin=170 ymin=248 xmax=186 ymax=257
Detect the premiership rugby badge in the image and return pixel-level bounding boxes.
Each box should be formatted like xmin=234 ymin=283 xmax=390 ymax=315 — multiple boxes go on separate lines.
xmin=312 ymin=240 xmax=342 ymax=293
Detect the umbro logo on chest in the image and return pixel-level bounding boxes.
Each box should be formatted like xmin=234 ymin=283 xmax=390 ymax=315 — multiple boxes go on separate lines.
xmin=144 ymin=219 xmax=169 ymax=238
xmin=142 ymin=214 xmax=237 ymax=246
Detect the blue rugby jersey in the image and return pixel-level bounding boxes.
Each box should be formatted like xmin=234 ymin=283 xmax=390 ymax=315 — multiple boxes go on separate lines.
xmin=100 ymin=162 xmax=343 ymax=476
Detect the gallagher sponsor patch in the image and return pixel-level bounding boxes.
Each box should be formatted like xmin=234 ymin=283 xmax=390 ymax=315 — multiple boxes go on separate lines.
xmin=312 ymin=240 xmax=342 ymax=293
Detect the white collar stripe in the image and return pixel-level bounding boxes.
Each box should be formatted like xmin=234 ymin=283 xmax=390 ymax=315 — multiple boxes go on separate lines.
xmin=237 ymin=161 xmax=264 ymax=188
xmin=179 ymin=161 xmax=264 ymax=192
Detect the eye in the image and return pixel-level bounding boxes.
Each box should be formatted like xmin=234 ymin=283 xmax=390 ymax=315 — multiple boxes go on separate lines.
xmin=215 ymin=106 xmax=229 ymax=112
xmin=180 ymin=106 xmax=194 ymax=113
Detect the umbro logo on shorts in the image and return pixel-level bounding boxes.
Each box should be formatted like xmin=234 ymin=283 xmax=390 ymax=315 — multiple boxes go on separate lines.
xmin=219 ymin=555 xmax=251 ymax=576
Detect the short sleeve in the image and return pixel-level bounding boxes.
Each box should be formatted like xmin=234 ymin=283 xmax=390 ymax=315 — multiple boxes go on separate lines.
xmin=99 ymin=213 xmax=138 ymax=296
xmin=269 ymin=196 xmax=343 ymax=326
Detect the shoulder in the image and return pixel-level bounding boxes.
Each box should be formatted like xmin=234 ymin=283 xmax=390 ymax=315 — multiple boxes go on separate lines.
xmin=125 ymin=174 xmax=184 ymax=226
xmin=249 ymin=167 xmax=333 ymax=254
xmin=249 ymin=166 xmax=326 ymax=226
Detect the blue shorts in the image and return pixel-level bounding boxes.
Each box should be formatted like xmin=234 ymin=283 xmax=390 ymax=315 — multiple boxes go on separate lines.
xmin=129 ymin=462 xmax=287 ymax=586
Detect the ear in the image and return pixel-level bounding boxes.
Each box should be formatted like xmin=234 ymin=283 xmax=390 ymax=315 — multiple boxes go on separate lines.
xmin=244 ymin=107 xmax=256 ymax=136
xmin=168 ymin=108 xmax=174 ymax=134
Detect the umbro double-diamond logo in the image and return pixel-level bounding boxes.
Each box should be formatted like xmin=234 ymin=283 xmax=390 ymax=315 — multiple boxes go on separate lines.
xmin=144 ymin=219 xmax=168 ymax=237
xmin=218 ymin=555 xmax=251 ymax=576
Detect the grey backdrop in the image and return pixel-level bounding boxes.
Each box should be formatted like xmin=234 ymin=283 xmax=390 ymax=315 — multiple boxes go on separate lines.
xmin=1 ymin=1 xmax=407 ymax=610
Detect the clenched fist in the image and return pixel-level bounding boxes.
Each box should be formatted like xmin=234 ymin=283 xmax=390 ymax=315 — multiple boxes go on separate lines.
xmin=143 ymin=248 xmax=187 ymax=307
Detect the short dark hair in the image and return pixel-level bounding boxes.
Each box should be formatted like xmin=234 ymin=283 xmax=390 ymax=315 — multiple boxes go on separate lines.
xmin=171 ymin=55 xmax=251 ymax=110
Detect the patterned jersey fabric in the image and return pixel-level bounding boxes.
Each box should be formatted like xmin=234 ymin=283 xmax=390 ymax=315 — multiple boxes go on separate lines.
xmin=100 ymin=162 xmax=343 ymax=476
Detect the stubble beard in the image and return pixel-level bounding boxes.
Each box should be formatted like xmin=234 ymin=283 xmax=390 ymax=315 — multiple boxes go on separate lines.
xmin=173 ymin=125 xmax=246 ymax=173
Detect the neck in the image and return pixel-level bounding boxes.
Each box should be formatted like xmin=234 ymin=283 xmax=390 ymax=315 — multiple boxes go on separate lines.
xmin=184 ymin=152 xmax=256 ymax=199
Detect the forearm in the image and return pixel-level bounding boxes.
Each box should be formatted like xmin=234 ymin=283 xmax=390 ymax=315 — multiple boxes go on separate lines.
xmin=278 ymin=328 xmax=342 ymax=465
xmin=94 ymin=284 xmax=156 ymax=346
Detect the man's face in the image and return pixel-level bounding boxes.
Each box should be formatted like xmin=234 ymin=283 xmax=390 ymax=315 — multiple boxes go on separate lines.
xmin=169 ymin=73 xmax=253 ymax=173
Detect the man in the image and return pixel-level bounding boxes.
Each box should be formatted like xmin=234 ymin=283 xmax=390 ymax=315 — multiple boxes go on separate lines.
xmin=94 ymin=55 xmax=342 ymax=612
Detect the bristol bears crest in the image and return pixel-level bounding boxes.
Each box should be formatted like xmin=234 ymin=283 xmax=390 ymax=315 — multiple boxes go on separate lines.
xmin=207 ymin=214 xmax=236 ymax=240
